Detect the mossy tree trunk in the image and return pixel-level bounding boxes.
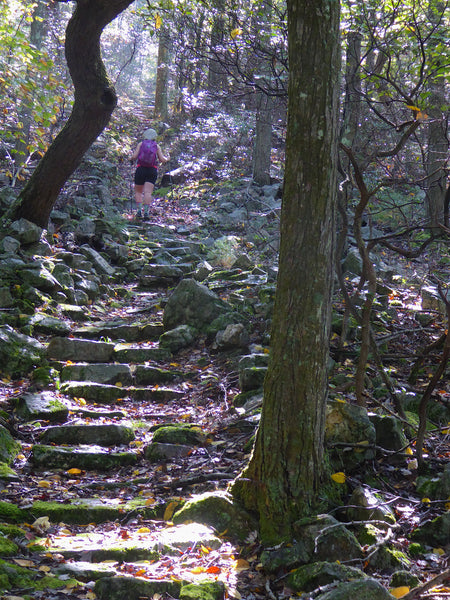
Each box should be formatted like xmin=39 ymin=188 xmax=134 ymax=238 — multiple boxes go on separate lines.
xmin=9 ymin=0 xmax=134 ymax=228
xmin=231 ymin=0 xmax=340 ymax=544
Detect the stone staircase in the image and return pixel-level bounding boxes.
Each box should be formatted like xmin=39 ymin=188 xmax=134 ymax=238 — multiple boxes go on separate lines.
xmin=2 ymin=223 xmax=251 ymax=600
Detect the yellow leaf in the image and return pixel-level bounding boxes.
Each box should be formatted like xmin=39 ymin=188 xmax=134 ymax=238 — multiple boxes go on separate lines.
xmin=115 ymin=382 xmax=122 ymax=387
xmin=390 ymin=586 xmax=410 ymax=598
xmin=13 ymin=559 xmax=35 ymax=567
xmin=32 ymin=516 xmax=51 ymax=532
xmin=86 ymin=593 xmax=97 ymax=600
xmin=37 ymin=480 xmax=52 ymax=488
xmin=145 ymin=498 xmax=156 ymax=506
xmin=231 ymin=28 xmax=242 ymax=39
xmin=137 ymin=527 xmax=151 ymax=533
xmin=234 ymin=558 xmax=250 ymax=572
xmin=405 ymin=447 xmax=413 ymax=455
xmin=155 ymin=14 xmax=162 ymax=29
xmin=421 ymin=497 xmax=431 ymax=504
xmin=406 ymin=105 xmax=420 ymax=111
xmin=39 ymin=565 xmax=51 ymax=573
xmin=433 ymin=547 xmax=445 ymax=555
xmin=163 ymin=500 xmax=179 ymax=521
xmin=331 ymin=472 xmax=346 ymax=484
xmin=66 ymin=468 xmax=83 ymax=475
xmin=200 ymin=544 xmax=210 ymax=554
xmin=190 ymin=566 xmax=206 ymax=574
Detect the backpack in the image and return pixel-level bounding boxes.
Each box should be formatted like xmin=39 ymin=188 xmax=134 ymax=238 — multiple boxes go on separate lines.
xmin=137 ymin=139 xmax=157 ymax=167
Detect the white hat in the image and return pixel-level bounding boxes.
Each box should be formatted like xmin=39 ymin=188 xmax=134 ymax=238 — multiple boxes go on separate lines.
xmin=143 ymin=128 xmax=157 ymax=140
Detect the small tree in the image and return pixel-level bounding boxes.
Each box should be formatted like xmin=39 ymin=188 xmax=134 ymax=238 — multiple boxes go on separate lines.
xmin=8 ymin=0 xmax=134 ymax=228
xmin=231 ymin=0 xmax=340 ymax=544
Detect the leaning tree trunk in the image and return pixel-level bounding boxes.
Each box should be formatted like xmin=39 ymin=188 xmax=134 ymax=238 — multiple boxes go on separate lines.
xmin=231 ymin=0 xmax=340 ymax=544
xmin=9 ymin=0 xmax=134 ymax=228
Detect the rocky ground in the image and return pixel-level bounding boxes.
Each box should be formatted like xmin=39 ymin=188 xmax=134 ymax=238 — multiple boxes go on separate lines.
xmin=0 ymin=175 xmax=449 ymax=600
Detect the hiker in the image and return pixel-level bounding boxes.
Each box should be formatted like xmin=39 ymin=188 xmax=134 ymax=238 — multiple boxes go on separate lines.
xmin=131 ymin=128 xmax=169 ymax=218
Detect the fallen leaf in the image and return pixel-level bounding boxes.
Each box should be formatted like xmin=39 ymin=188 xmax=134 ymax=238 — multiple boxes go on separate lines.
xmin=190 ymin=566 xmax=205 ymax=574
xmin=66 ymin=468 xmax=84 ymax=475
xmin=390 ymin=586 xmax=410 ymax=598
xmin=331 ymin=472 xmax=346 ymax=484
xmin=13 ymin=559 xmax=35 ymax=567
xmin=163 ymin=500 xmax=179 ymax=521
xmin=234 ymin=558 xmax=250 ymax=572
xmin=206 ymin=565 xmax=221 ymax=574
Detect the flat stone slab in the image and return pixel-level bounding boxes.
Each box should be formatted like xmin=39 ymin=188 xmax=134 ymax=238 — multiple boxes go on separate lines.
xmin=72 ymin=322 xmax=164 ymax=342
xmin=134 ymin=365 xmax=180 ymax=385
xmin=144 ymin=442 xmax=192 ymax=462
xmin=30 ymin=444 xmax=138 ymax=470
xmin=61 ymin=382 xmax=185 ymax=403
xmin=14 ymin=391 xmax=69 ymax=423
xmin=60 ymin=363 xmax=133 ymax=385
xmin=42 ymin=523 xmax=221 ymax=561
xmin=30 ymin=497 xmax=161 ymax=525
xmin=113 ymin=343 xmax=171 ymax=363
xmin=39 ymin=423 xmax=135 ymax=446
xmin=46 ymin=337 xmax=115 ymax=362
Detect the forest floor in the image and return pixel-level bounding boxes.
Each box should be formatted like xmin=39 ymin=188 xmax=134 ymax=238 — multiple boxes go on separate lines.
xmin=0 ymin=186 xmax=449 ymax=600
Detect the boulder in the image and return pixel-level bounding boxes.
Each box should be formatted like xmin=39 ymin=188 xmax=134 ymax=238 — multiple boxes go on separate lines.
xmin=159 ymin=324 xmax=198 ymax=352
xmin=46 ymin=337 xmax=115 ymax=362
xmin=163 ymin=278 xmax=238 ymax=334
xmin=9 ymin=218 xmax=42 ymax=244
xmin=0 ymin=325 xmax=45 ymax=378
xmin=315 ymin=578 xmax=394 ymax=600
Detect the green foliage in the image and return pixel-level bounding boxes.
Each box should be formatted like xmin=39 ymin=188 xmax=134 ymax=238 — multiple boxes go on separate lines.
xmin=0 ymin=1 xmax=68 ymax=182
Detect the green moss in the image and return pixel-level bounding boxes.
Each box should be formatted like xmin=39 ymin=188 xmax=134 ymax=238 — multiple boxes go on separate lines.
xmin=180 ymin=580 xmax=225 ymax=600
xmin=0 ymin=536 xmax=19 ymax=556
xmin=408 ymin=543 xmax=424 ymax=557
xmin=0 ymin=558 xmax=77 ymax=591
xmin=0 ymin=501 xmax=30 ymax=523
xmin=0 ymin=463 xmax=18 ymax=479
xmin=152 ymin=424 xmax=206 ymax=446
xmin=0 ymin=524 xmax=26 ymax=538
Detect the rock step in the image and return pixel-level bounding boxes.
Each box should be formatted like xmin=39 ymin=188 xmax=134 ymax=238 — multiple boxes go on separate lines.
xmin=47 ymin=336 xmax=172 ymax=363
xmin=60 ymin=382 xmax=185 ymax=403
xmin=0 ymin=497 xmax=162 ymax=525
xmin=71 ymin=322 xmax=164 ymax=342
xmin=59 ymin=363 xmax=182 ymax=386
xmin=31 ymin=444 xmax=138 ymax=470
xmin=38 ymin=423 xmax=135 ymax=446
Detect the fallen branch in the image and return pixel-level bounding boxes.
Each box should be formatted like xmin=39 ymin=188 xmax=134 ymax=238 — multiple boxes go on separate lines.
xmin=402 ymin=568 xmax=450 ymax=600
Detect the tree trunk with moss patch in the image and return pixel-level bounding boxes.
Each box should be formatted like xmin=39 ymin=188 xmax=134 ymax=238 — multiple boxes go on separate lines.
xmin=231 ymin=0 xmax=340 ymax=544
xmin=10 ymin=0 xmax=134 ymax=228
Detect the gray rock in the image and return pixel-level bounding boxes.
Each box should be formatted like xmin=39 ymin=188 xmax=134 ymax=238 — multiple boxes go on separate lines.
xmin=15 ymin=391 xmax=69 ymax=422
xmin=0 ymin=425 xmax=21 ymax=465
xmin=325 ymin=400 xmax=376 ymax=468
xmin=159 ymin=324 xmax=198 ymax=352
xmin=411 ymin=511 xmax=450 ymax=547
xmin=30 ymin=444 xmax=138 ymax=470
xmin=29 ymin=314 xmax=71 ymax=335
xmin=113 ymin=344 xmax=171 ymax=363
xmin=39 ymin=424 xmax=135 ymax=446
xmin=79 ymin=245 xmax=115 ymax=276
xmin=369 ymin=414 xmax=408 ymax=452
xmin=60 ymin=363 xmax=133 ymax=385
xmin=347 ymin=487 xmax=396 ymax=527
xmin=20 ymin=266 xmax=62 ymax=293
xmin=9 ymin=218 xmax=42 ymax=244
xmin=0 ymin=236 xmax=20 ymax=253
xmin=0 ymin=325 xmax=45 ymax=378
xmin=163 ymin=278 xmax=237 ymax=333
xmin=0 ymin=287 xmax=14 ymax=308
xmin=95 ymin=576 xmax=180 ymax=600
xmin=46 ymin=337 xmax=115 ymax=362
xmin=144 ymin=442 xmax=192 ymax=462
xmin=315 ymin=578 xmax=393 ymax=600
xmin=75 ymin=217 xmax=96 ymax=239
xmin=215 ymin=323 xmax=249 ymax=350
xmin=288 ymin=561 xmax=367 ymax=592
xmin=239 ymin=366 xmax=267 ymax=392
xmin=341 ymin=247 xmax=363 ymax=276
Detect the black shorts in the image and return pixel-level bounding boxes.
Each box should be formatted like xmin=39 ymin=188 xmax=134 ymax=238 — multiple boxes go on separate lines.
xmin=134 ymin=166 xmax=157 ymax=186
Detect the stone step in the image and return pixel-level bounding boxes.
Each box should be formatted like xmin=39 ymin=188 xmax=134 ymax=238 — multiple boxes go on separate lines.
xmin=0 ymin=497 xmax=162 ymax=526
xmin=72 ymin=321 xmax=164 ymax=342
xmin=38 ymin=523 xmax=221 ymax=561
xmin=46 ymin=337 xmax=115 ymax=362
xmin=59 ymin=363 xmax=183 ymax=386
xmin=60 ymin=382 xmax=185 ymax=403
xmin=38 ymin=423 xmax=135 ymax=446
xmin=113 ymin=342 xmax=171 ymax=362
xmin=30 ymin=444 xmax=138 ymax=470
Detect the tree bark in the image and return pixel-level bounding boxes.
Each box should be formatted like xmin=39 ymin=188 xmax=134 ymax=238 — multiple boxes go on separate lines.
xmin=9 ymin=0 xmax=134 ymax=228
xmin=231 ymin=0 xmax=340 ymax=544
xmin=154 ymin=25 xmax=170 ymax=120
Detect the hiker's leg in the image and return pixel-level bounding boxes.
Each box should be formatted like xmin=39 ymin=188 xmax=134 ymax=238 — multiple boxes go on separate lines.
xmin=143 ymin=181 xmax=154 ymax=206
xmin=134 ymin=185 xmax=144 ymax=216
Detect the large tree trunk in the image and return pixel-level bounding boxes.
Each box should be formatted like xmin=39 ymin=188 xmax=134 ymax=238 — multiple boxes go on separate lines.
xmin=10 ymin=0 xmax=134 ymax=228
xmin=252 ymin=94 xmax=272 ymax=186
xmin=231 ymin=0 xmax=340 ymax=544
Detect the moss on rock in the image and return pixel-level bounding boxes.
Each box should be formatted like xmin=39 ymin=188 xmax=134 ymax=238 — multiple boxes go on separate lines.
xmin=288 ymin=561 xmax=367 ymax=592
xmin=180 ymin=580 xmax=225 ymax=600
